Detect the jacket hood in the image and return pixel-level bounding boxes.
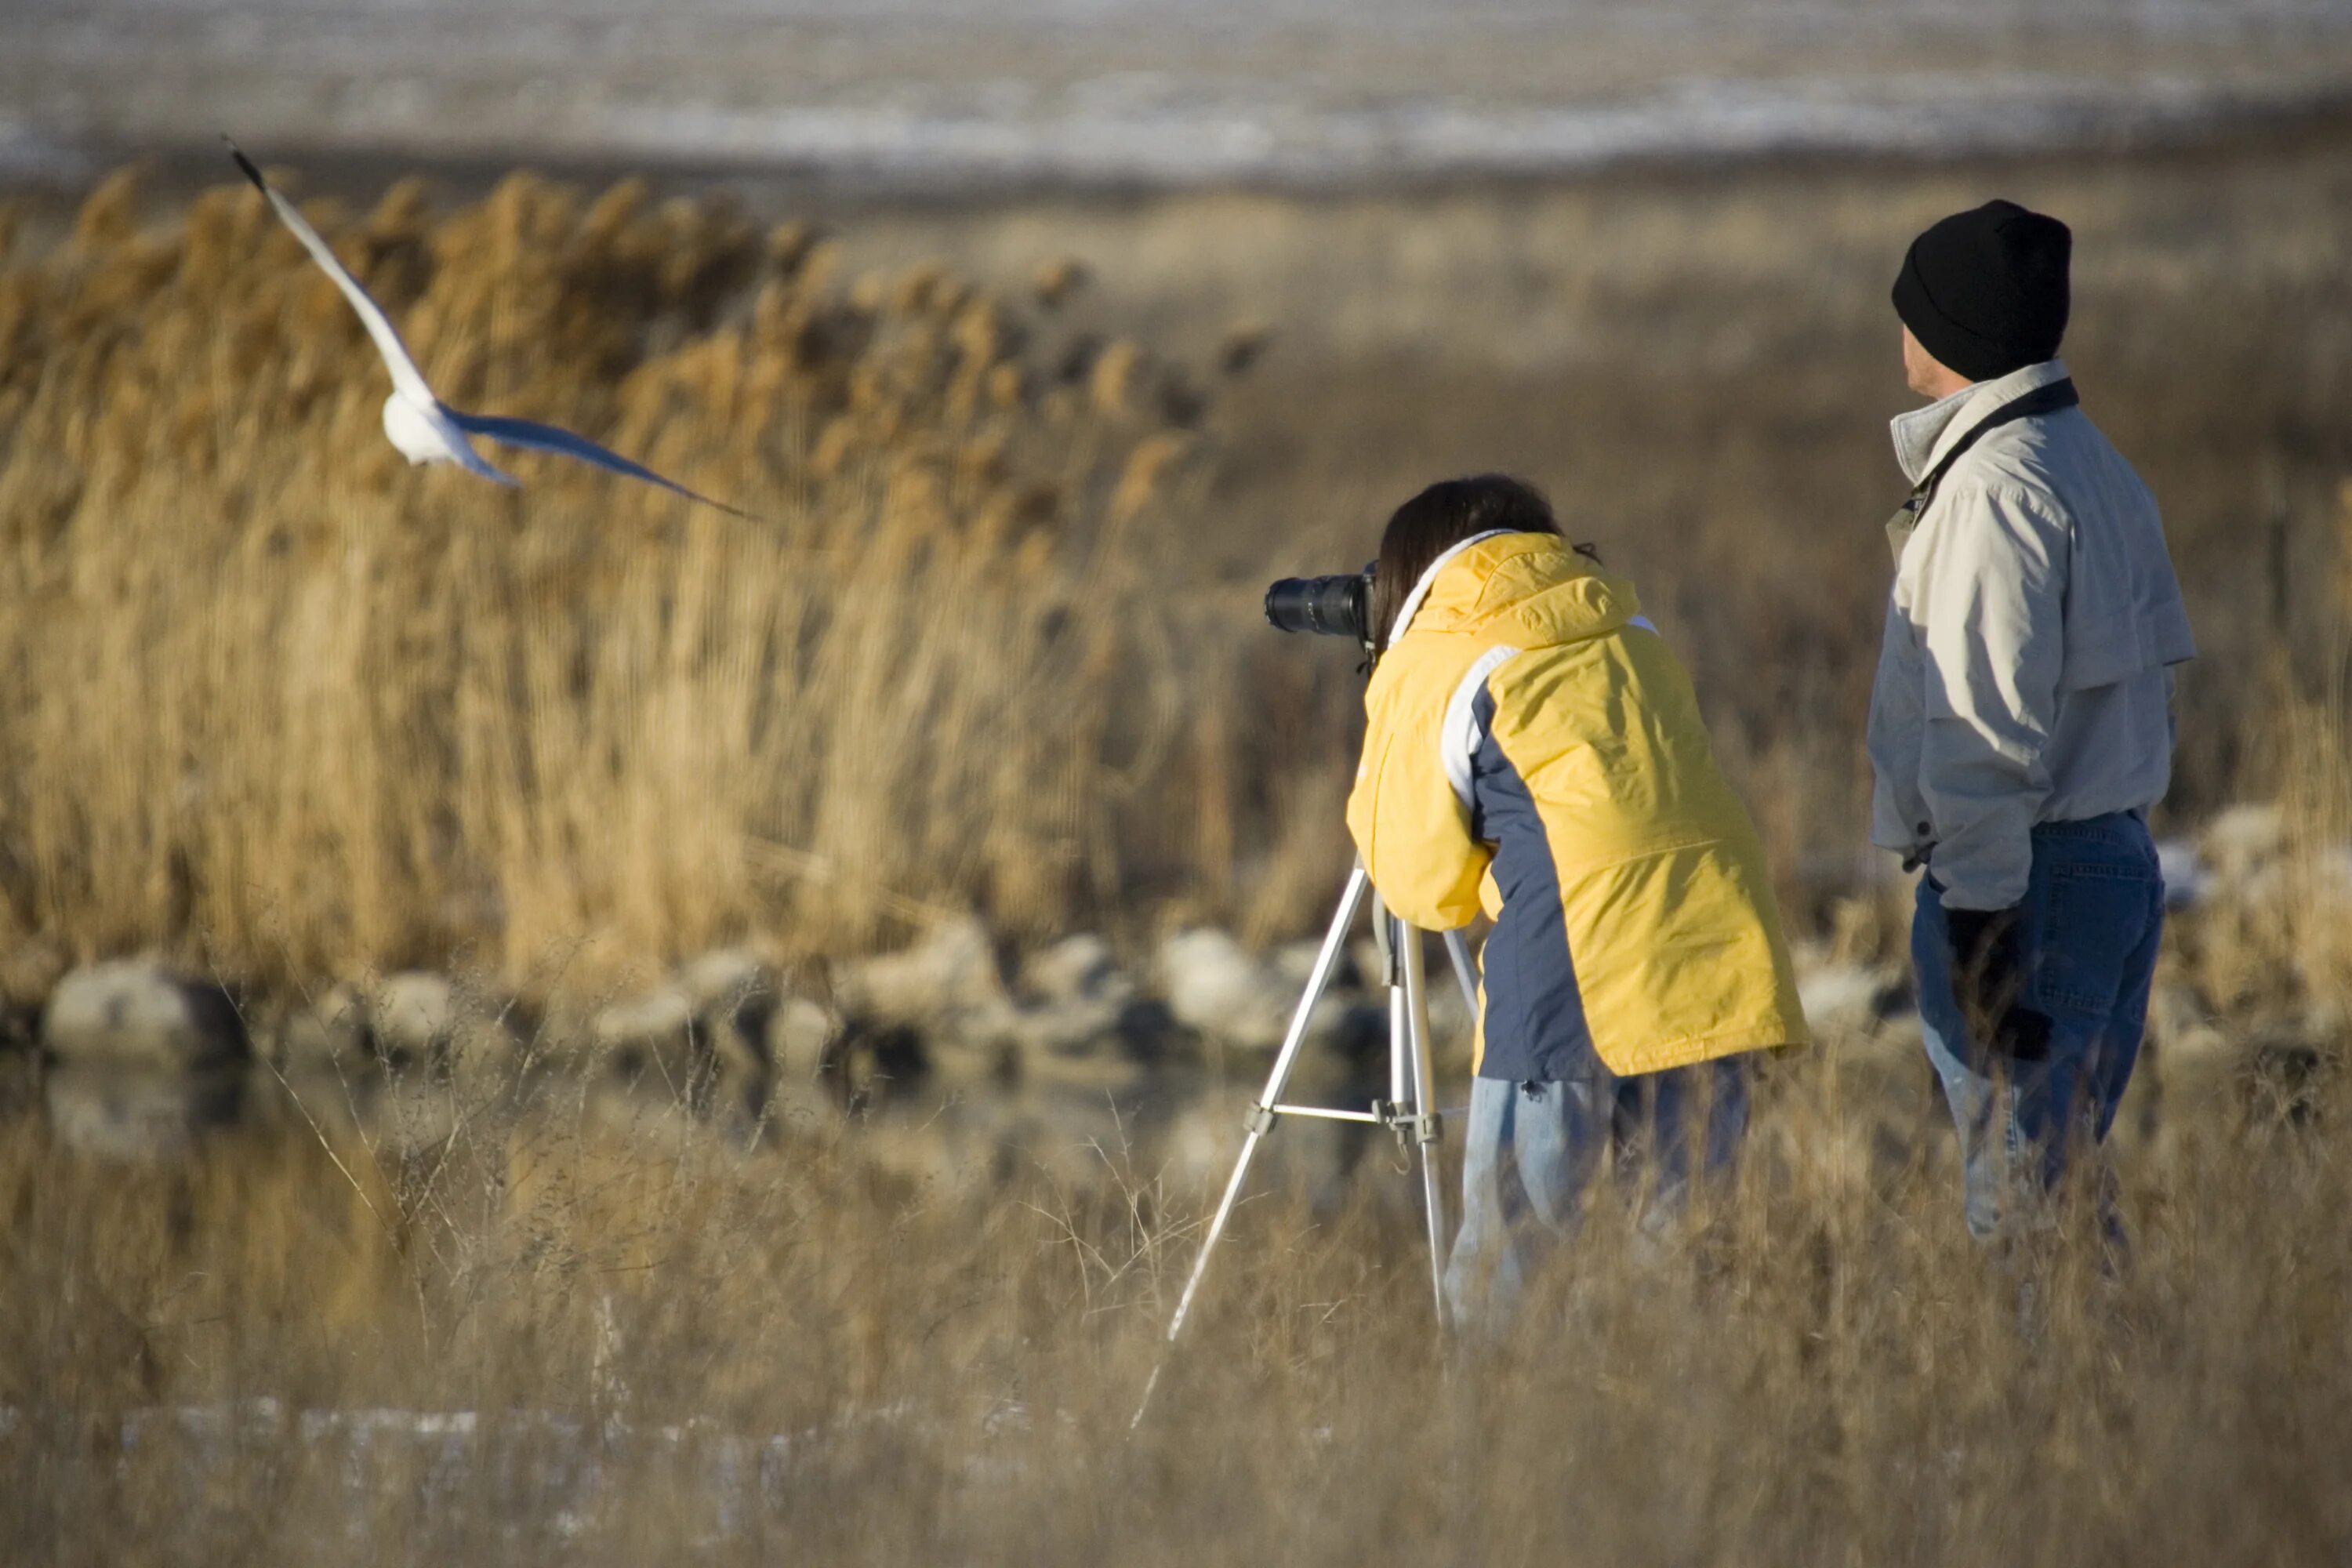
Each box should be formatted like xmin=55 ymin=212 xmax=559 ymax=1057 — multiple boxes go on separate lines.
xmin=1393 ymin=532 xmax=1640 ymax=650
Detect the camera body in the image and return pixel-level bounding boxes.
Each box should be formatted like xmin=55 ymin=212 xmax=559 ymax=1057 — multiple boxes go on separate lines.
xmin=1265 ymin=564 xmax=1375 ymax=644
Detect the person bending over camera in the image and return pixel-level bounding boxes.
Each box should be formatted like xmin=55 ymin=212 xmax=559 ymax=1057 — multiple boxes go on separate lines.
xmin=1345 ymin=474 xmax=1810 ymax=1330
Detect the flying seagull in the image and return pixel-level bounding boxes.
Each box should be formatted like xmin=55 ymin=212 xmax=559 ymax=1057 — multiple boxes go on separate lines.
xmin=225 ymin=136 xmax=751 ymax=517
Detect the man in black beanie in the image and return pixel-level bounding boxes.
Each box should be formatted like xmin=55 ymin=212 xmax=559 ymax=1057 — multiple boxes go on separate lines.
xmin=1893 ymin=198 xmax=2073 ymax=387
xmin=1868 ymin=199 xmax=2195 ymax=1246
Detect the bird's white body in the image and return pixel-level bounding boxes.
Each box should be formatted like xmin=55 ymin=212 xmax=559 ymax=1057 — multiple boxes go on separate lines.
xmin=380 ymin=390 xmax=514 ymax=481
xmin=382 ymin=391 xmax=462 ymax=466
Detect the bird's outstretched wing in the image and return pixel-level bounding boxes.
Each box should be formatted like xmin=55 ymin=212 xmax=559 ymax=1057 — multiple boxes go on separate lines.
xmin=224 ymin=135 xmax=437 ymax=408
xmin=444 ymin=409 xmax=754 ymax=517
xmin=451 ymin=440 xmax=522 ymax=486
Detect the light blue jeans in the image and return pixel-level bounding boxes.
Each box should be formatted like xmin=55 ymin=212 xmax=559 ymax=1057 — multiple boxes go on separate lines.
xmin=1445 ymin=1058 xmax=1749 ymax=1332
xmin=1915 ymin=812 xmax=2165 ymax=1242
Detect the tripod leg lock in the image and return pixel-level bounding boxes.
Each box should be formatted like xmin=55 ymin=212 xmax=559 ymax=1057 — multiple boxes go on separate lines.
xmin=1373 ymin=1102 xmax=1444 ymax=1145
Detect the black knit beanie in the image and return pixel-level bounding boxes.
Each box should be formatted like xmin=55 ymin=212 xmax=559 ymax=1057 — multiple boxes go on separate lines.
xmin=1893 ymin=199 xmax=2072 ymax=384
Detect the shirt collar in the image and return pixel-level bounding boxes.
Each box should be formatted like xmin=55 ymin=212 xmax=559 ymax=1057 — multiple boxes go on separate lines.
xmin=1889 ymin=358 xmax=2070 ymax=487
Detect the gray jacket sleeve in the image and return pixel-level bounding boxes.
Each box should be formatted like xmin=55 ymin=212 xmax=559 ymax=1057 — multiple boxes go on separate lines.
xmin=1911 ymin=482 xmax=2068 ymax=912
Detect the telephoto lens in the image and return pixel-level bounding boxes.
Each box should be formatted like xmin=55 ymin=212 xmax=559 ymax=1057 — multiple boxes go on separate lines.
xmin=1263 ymin=568 xmax=1373 ymax=640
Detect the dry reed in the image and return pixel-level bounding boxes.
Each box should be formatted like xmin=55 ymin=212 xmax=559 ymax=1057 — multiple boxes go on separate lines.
xmin=3 ymin=1032 xmax=2350 ymax=1563
xmin=0 ymin=168 xmax=1232 ymax=992
xmin=5 ymin=144 xmax=2351 ymax=1000
xmin=4 ymin=140 xmax=2352 ymax=1564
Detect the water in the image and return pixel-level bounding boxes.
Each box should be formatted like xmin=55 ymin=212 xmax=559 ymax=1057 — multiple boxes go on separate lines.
xmin=5 ymin=0 xmax=2352 ymax=190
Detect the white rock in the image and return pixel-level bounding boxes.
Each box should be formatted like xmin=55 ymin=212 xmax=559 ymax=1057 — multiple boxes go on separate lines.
xmin=591 ymin=988 xmax=697 ymax=1061
xmin=42 ymin=960 xmax=247 ymax=1071
xmin=2146 ymin=979 xmax=2230 ymax=1068
xmin=833 ymin=916 xmax=1007 ymax=1024
xmin=1001 ymin=935 xmax=1140 ymax=1058
xmin=1159 ymin=928 xmax=1283 ymax=1047
xmin=1158 ymin=928 xmax=1344 ymax=1051
xmin=589 ymin=981 xmax=767 ymax=1112
xmin=372 ymin=973 xmax=456 ymax=1062
xmin=369 ymin=972 xmax=513 ymax=1080
xmin=677 ymin=948 xmax=777 ymax=1015
xmin=2201 ymin=804 xmax=2287 ymax=889
xmin=275 ymin=983 xmax=369 ymax=1070
xmin=1796 ymin=962 xmax=1899 ymax=1036
xmin=1272 ymin=939 xmax=1334 ymax=988
xmin=2154 ymin=839 xmax=2210 ymax=910
xmin=1019 ymin=935 xmax=1131 ymax=1008
xmin=769 ymin=995 xmax=844 ymax=1080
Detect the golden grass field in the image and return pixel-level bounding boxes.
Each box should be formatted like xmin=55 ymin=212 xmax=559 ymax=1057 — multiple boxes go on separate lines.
xmin=3 ymin=118 xmax=2352 ymax=1563
xmin=5 ymin=125 xmax=2352 ymax=993
xmin=7 ymin=1031 xmax=2352 ymax=1563
xmin=0 ymin=162 xmax=1232 ymax=987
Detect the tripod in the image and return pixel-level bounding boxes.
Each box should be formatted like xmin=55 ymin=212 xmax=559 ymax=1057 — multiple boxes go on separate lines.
xmin=1134 ymin=861 xmax=1480 ymax=1425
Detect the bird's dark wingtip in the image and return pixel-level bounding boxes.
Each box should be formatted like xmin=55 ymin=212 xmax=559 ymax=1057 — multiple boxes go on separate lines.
xmin=221 ymin=135 xmax=268 ymax=194
xmin=692 ymin=489 xmax=761 ymax=523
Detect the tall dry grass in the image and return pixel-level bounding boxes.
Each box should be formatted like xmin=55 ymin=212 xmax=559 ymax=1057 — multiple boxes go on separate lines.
xmin=3 ymin=1033 xmax=2350 ymax=1564
xmin=2 ymin=143 xmax=2351 ymax=1564
xmin=6 ymin=139 xmax=2352 ymax=996
xmin=0 ymin=167 xmax=1266 ymax=991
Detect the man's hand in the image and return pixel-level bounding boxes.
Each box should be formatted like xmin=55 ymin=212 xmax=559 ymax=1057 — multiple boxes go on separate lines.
xmin=1944 ymin=905 xmax=2053 ymax=1062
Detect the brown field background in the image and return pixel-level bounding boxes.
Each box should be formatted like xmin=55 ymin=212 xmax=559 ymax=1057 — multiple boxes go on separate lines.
xmin=4 ymin=126 xmax=2351 ymax=995
xmin=3 ymin=119 xmax=2352 ymax=1564
xmin=9 ymin=1070 xmax=2352 ymax=1564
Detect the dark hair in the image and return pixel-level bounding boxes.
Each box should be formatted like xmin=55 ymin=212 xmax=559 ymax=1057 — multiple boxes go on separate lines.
xmin=1370 ymin=474 xmax=1594 ymax=653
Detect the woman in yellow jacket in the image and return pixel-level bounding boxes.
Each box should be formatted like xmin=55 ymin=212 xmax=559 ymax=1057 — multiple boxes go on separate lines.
xmin=1346 ymin=475 xmax=1809 ymax=1326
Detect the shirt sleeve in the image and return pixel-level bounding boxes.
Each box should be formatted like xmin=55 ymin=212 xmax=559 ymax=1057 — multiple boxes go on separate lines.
xmin=1345 ymin=652 xmax=1493 ymax=931
xmin=1910 ymin=483 xmax=2070 ymax=912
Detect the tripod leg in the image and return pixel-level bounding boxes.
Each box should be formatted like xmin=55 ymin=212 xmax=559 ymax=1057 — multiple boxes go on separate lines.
xmin=1380 ymin=906 xmax=1409 ymax=1112
xmin=1134 ymin=864 xmax=1370 ymax=1428
xmin=1402 ymin=924 xmax=1450 ymax=1332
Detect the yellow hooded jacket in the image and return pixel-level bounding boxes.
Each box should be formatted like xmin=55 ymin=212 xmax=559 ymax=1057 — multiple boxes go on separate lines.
xmin=1347 ymin=532 xmax=1809 ymax=1080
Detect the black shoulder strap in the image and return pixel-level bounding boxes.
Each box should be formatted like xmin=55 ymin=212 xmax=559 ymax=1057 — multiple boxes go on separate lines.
xmin=1885 ymin=378 xmax=2078 ymax=560
xmin=1917 ymin=377 xmax=2078 ymax=499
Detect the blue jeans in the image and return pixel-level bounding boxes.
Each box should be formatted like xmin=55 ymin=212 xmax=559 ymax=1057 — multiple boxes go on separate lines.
xmin=1446 ymin=1058 xmax=1749 ymax=1332
xmin=1915 ymin=812 xmax=2165 ymax=1241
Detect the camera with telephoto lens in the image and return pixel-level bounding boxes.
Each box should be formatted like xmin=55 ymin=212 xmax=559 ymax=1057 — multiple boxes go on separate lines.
xmin=1264 ymin=563 xmax=1375 ymax=643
